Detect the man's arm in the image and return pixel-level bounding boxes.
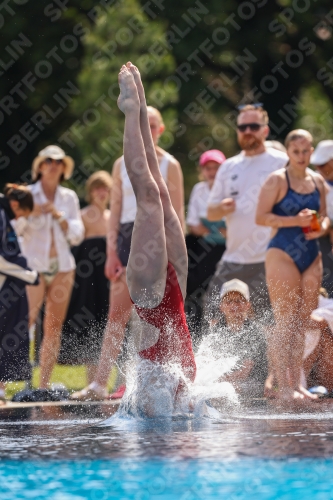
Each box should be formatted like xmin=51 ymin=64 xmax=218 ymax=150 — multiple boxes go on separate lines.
xmin=188 ymin=223 xmax=210 ymax=237
xmin=167 ymin=157 xmax=185 ymax=232
xmin=207 ymin=164 xmax=236 ymax=220
xmin=207 ymin=198 xmax=236 ymax=220
xmin=105 ymin=159 xmax=123 ymax=281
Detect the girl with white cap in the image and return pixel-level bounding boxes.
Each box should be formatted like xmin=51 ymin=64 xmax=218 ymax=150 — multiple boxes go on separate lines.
xmin=199 ymin=279 xmax=267 ymax=396
xmin=16 ymin=145 xmax=84 ymax=389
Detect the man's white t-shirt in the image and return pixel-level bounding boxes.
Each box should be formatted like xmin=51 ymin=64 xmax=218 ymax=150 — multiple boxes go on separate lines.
xmin=208 ymin=148 xmax=288 ymax=264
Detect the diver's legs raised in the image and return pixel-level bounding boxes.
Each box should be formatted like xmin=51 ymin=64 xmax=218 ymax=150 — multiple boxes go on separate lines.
xmin=128 ymin=62 xmax=188 ymax=297
xmin=118 ymin=65 xmax=167 ymax=307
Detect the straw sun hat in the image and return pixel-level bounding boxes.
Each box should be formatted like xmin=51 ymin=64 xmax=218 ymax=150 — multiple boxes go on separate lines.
xmin=31 ymin=145 xmax=74 ymax=181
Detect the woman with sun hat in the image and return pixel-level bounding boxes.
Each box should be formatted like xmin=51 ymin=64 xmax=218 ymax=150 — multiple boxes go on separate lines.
xmin=16 ymin=145 xmax=84 ymax=390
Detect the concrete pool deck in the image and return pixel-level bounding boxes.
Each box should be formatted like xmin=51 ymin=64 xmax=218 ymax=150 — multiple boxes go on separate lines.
xmin=1 ymin=396 xmax=333 ymax=421
xmin=0 ymin=399 xmax=122 ymax=421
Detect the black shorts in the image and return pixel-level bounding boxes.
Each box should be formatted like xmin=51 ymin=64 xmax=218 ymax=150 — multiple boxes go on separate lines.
xmin=117 ymin=222 xmax=134 ymax=266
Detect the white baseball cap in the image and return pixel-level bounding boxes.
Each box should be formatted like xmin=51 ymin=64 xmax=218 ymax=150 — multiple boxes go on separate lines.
xmin=220 ymin=279 xmax=250 ymax=301
xmin=311 ymin=140 xmax=333 ymax=165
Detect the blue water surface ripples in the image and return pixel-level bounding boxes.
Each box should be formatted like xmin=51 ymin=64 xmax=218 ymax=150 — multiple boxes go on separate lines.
xmin=1 ymin=405 xmax=333 ymax=499
xmin=2 ymin=458 xmax=333 ymax=500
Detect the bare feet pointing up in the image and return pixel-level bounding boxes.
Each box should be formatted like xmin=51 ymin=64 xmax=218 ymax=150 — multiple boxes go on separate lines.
xmin=127 ymin=62 xmax=146 ymax=106
xmin=117 ymin=64 xmax=140 ymax=114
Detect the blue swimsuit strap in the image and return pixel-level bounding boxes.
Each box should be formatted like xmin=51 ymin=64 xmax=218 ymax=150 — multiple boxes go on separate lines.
xmin=285 ymin=168 xmax=291 ymax=189
xmin=285 ymin=168 xmax=319 ymax=195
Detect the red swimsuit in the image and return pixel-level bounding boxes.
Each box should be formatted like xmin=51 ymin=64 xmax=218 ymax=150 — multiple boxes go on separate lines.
xmin=133 ymin=262 xmax=196 ymax=383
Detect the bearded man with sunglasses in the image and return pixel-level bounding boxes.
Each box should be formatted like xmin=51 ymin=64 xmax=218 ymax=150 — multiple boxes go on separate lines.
xmin=205 ymin=105 xmax=288 ymax=323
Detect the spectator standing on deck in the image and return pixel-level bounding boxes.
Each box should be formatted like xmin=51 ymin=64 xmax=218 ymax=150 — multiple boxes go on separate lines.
xmin=205 ymin=105 xmax=288 ymax=321
xmin=0 ymin=185 xmax=39 ymax=405
xmin=186 ymin=149 xmax=227 ymax=339
xmin=59 ymin=171 xmax=112 ymax=384
xmin=311 ymin=140 xmax=333 ymax=297
xmin=256 ymin=129 xmax=329 ymax=403
xmin=72 ymin=107 xmax=185 ymax=401
xmin=16 ymin=146 xmax=84 ymax=389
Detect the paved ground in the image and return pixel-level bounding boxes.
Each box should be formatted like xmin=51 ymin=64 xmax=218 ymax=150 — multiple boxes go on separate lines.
xmin=0 ymin=399 xmax=121 ymax=422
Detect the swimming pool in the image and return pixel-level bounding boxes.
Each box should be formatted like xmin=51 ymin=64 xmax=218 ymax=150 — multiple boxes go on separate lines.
xmin=1 ymin=404 xmax=333 ymax=499
xmin=2 ymin=457 xmax=333 ymax=499
xmin=0 ymin=407 xmax=333 ymax=500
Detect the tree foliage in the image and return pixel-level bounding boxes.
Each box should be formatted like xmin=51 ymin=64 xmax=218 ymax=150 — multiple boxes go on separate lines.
xmin=0 ymin=2 xmax=98 ymax=188
xmin=1 ymin=0 xmax=333 ymax=197
xmin=67 ymin=0 xmax=178 ymax=197
xmin=140 ymin=0 xmax=333 ymax=181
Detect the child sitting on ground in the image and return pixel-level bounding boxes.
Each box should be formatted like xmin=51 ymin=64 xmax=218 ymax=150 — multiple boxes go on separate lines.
xmin=200 ymin=279 xmax=268 ymax=398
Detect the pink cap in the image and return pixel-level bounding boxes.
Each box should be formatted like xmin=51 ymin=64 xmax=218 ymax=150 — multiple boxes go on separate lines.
xmin=199 ymin=149 xmax=226 ymax=166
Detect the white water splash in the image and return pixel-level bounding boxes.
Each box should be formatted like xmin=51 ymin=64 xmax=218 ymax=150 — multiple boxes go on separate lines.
xmin=191 ymin=332 xmax=239 ymax=416
xmin=100 ymin=328 xmax=239 ymax=426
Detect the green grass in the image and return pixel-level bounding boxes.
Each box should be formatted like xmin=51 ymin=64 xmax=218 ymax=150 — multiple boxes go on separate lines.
xmin=5 ymin=365 xmax=118 ymax=399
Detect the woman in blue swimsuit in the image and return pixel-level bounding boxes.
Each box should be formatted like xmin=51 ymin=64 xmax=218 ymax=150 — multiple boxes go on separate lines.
xmin=256 ymin=129 xmax=329 ymax=404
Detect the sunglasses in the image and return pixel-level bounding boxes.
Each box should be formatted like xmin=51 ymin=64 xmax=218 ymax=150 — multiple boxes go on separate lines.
xmin=237 ymin=123 xmax=264 ymax=132
xmin=222 ymin=297 xmax=247 ymax=305
xmin=237 ymin=102 xmax=263 ymax=110
xmin=44 ymin=158 xmax=63 ymax=165
xmin=315 ymin=163 xmax=328 ymax=168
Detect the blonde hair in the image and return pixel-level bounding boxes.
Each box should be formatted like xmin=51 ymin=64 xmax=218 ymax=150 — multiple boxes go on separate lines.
xmin=85 ymin=170 xmax=112 ymax=203
xmin=238 ymin=105 xmax=269 ymax=125
xmin=285 ymin=129 xmax=313 ymax=149
xmin=147 ymin=106 xmax=164 ymax=126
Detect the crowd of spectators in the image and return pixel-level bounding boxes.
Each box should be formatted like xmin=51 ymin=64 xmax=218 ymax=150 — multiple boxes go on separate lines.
xmin=2 ymin=103 xmax=333 ymax=407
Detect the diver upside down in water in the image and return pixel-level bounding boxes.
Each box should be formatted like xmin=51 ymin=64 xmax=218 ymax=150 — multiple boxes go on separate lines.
xmin=117 ymin=62 xmax=196 ymax=417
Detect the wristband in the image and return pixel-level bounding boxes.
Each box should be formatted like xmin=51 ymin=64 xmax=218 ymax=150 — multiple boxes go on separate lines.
xmin=57 ymin=212 xmax=66 ymax=223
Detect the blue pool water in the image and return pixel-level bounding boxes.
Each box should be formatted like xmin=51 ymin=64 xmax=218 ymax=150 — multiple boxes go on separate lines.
xmin=2 ymin=458 xmax=333 ymax=500
xmin=1 ymin=407 xmax=333 ymax=499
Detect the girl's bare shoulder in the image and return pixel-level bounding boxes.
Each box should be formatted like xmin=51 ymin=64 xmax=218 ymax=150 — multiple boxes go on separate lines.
xmin=81 ymin=205 xmax=97 ymax=219
xmin=269 ymin=167 xmax=287 ymax=180
xmin=262 ymin=168 xmax=287 ymax=190
xmin=309 ymin=169 xmax=325 ymax=187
